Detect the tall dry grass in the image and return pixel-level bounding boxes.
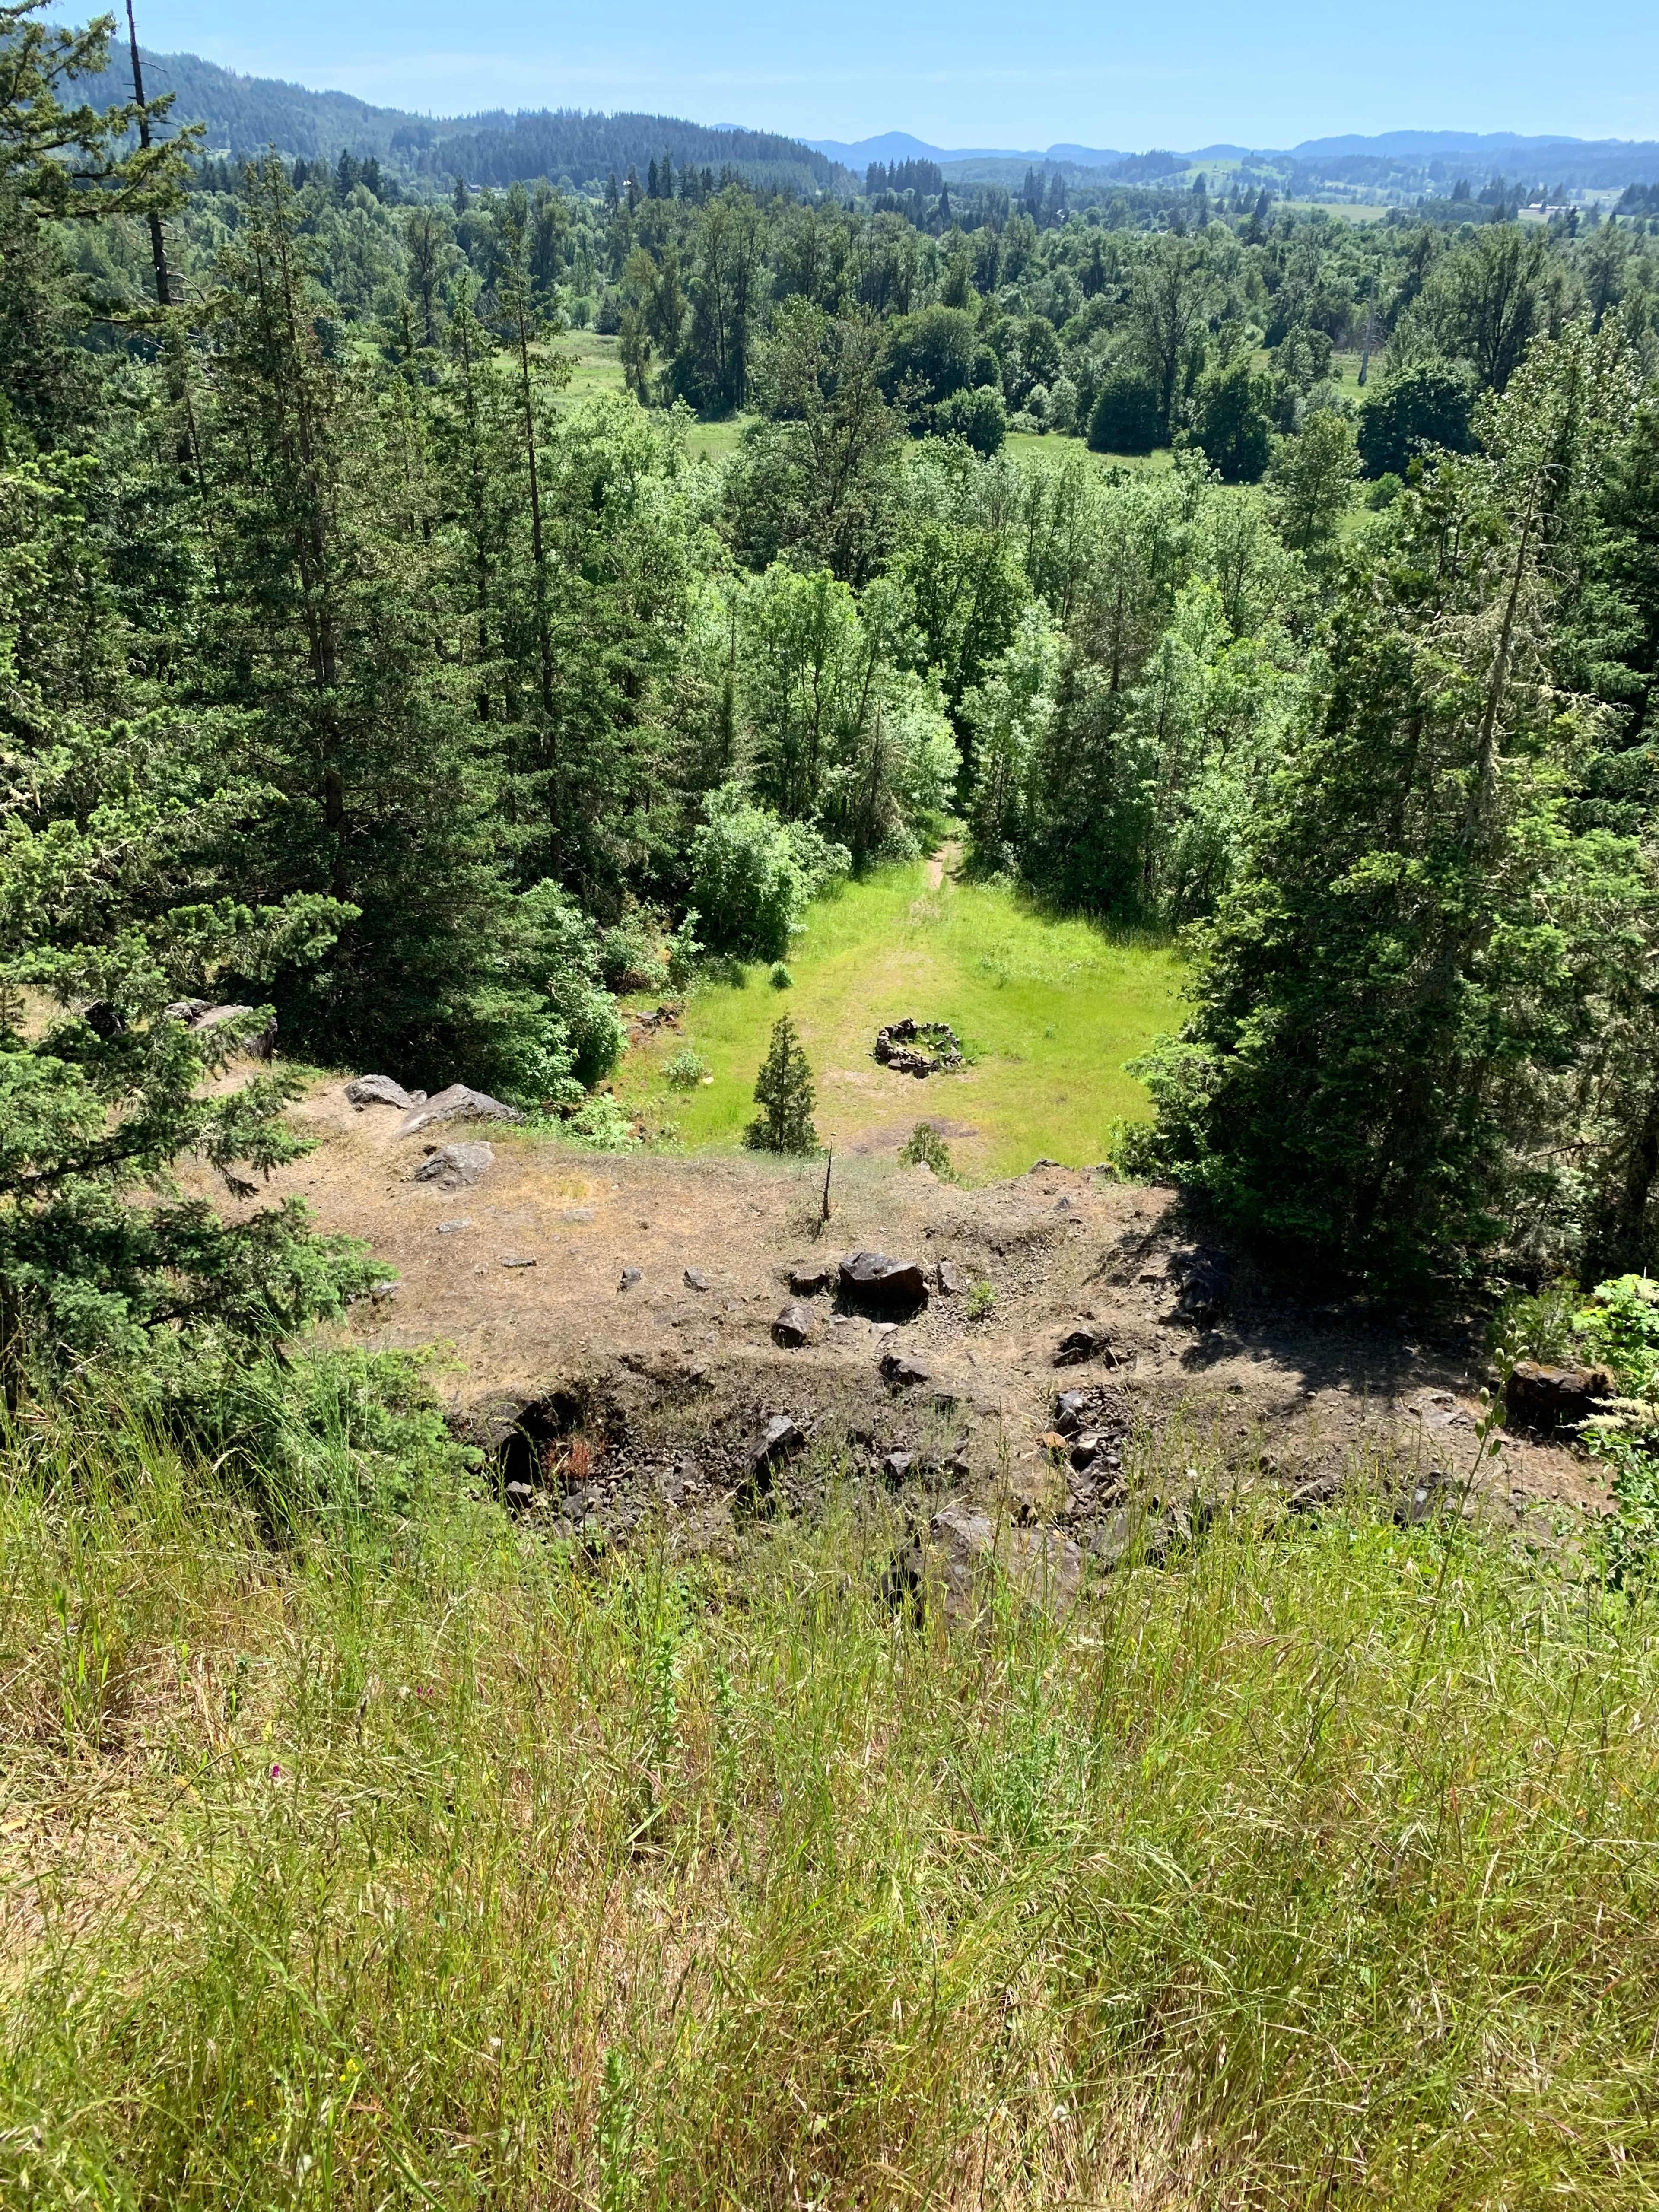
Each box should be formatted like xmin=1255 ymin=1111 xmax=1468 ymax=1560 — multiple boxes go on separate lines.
xmin=2 ymin=1402 xmax=1657 ymax=2207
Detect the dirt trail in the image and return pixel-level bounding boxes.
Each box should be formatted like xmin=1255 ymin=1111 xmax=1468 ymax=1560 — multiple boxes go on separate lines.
xmin=925 ymin=838 xmax=963 ymax=891
xmin=219 ymin=1077 xmax=1605 ymax=1541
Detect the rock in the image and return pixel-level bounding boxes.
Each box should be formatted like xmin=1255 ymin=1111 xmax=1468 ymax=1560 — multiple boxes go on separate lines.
xmin=1054 ymin=1327 xmax=1117 ymax=1367
xmin=748 ymin=1414 xmax=805 ymax=1490
xmin=396 ymin=1083 xmax=520 ymax=1138
xmin=1505 ymin=1360 xmax=1615 ymax=1432
xmin=788 ymin=1261 xmax=836 ymax=1296
xmin=557 ymin=1207 xmax=596 ymax=1224
xmin=346 ymin=1074 xmax=421 ymax=1110
xmin=619 ymin=1267 xmax=643 ymax=1291
xmin=413 ymin=1141 xmax=494 ymax=1190
xmin=1052 ymin=1389 xmax=1091 ymax=1436
xmin=1174 ymin=1252 xmax=1233 ymax=1327
xmin=772 ymin=1301 xmax=815 ymax=1348
xmin=683 ymin=1267 xmax=709 ymax=1292
xmin=880 ymin=1349 xmax=933 ymax=1387
xmin=82 ymin=1000 xmax=126 ymax=1039
xmin=872 ymin=1017 xmax=965 ymax=1078
xmin=882 ymin=1449 xmax=915 ymax=1483
xmin=927 ymin=1503 xmax=1084 ymax=1619
xmin=839 ymin=1251 xmax=928 ymax=1308
xmin=436 ymin=1217 xmax=472 ymax=1234
xmin=165 ymin=1000 xmax=277 ymax=1058
xmin=499 ymin=1253 xmax=537 ymax=1269
xmin=936 ymin=1258 xmax=967 ymax=1296
xmin=1030 ymin=1156 xmax=1061 ymax=1171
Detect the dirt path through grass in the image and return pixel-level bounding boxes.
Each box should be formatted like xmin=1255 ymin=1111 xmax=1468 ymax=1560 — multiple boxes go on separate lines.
xmin=616 ymin=860 xmax=1183 ymax=1181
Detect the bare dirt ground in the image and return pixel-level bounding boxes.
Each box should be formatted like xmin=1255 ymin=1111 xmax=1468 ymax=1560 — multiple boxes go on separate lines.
xmin=227 ymin=1077 xmax=1608 ymax=1551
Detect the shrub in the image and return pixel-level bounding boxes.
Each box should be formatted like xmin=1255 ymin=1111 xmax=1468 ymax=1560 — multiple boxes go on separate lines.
xmin=663 ymin=1046 xmax=711 ymax=1090
xmin=769 ymin=963 xmax=793 ymax=990
xmin=898 ymin=1122 xmax=953 ymax=1178
xmin=933 ymin=385 xmax=1007 ymax=456
xmin=744 ymin=1016 xmax=818 ymax=1154
xmin=689 ymin=785 xmax=848 ymax=963
xmin=965 ymin=1279 xmax=996 ymax=1319
xmin=564 ymin=1094 xmax=638 ymax=1150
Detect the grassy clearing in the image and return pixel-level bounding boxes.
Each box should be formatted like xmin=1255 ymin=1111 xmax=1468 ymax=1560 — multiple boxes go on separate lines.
xmin=3 ymin=1408 xmax=1658 ymax=2206
xmin=614 ymin=857 xmax=1183 ymax=1179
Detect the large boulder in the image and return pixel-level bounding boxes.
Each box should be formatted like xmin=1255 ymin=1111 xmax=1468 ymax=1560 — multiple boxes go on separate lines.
xmin=839 ymin=1251 xmax=928 ymax=1308
xmin=413 ymin=1141 xmax=493 ymax=1190
xmin=347 ymin=1074 xmax=424 ymax=1110
xmin=396 ymin=1084 xmax=520 ymax=1138
xmin=1505 ymin=1360 xmax=1615 ymax=1433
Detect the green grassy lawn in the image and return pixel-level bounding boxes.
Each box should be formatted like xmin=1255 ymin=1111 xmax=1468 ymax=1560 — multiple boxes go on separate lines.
xmin=613 ymin=855 xmax=1183 ymax=1180
xmin=556 ymin=327 xmax=626 ymax=403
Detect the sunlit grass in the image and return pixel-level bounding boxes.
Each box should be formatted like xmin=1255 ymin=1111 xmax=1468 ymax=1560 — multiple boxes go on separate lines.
xmin=614 ymin=856 xmax=1184 ymax=1179
xmin=3 ymin=1402 xmax=1657 ymax=2206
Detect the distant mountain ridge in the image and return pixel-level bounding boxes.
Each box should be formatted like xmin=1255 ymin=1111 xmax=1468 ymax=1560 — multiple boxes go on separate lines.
xmin=76 ymin=46 xmax=844 ymax=193
xmin=66 ymin=48 xmax=1659 ymax=199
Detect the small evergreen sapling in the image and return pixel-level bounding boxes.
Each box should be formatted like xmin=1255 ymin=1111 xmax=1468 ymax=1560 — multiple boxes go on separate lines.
xmin=744 ymin=1017 xmax=818 ymax=1154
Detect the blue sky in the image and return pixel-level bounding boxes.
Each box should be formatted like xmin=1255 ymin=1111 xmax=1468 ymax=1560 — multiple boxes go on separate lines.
xmin=109 ymin=0 xmax=1659 ymax=150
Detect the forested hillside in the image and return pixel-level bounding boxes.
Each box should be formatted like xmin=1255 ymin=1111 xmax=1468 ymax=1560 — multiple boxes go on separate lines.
xmin=10 ymin=10 xmax=1659 ymax=2202
xmin=4 ymin=0 xmax=1659 ymax=1385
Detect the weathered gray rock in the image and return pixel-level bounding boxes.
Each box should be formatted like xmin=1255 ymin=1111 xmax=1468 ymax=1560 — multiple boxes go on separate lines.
xmin=436 ymin=1217 xmax=472 ymax=1234
xmin=880 ymin=1348 xmax=933 ymax=1387
xmin=499 ymin=1253 xmax=537 ymax=1269
xmin=683 ymin=1267 xmax=709 ymax=1291
xmin=788 ymin=1261 xmax=836 ymax=1296
xmin=619 ymin=1266 xmax=643 ymax=1291
xmin=413 ymin=1141 xmax=494 ymax=1190
xmin=396 ymin=1083 xmax=521 ymax=1137
xmin=346 ymin=1074 xmax=423 ymax=1110
xmin=1505 ymin=1360 xmax=1615 ymax=1432
xmin=881 ymin=1449 xmax=915 ymax=1483
xmin=936 ymin=1258 xmax=968 ymax=1296
xmin=928 ymin=1503 xmax=1083 ymax=1618
xmin=839 ymin=1250 xmax=928 ymax=1306
xmin=772 ymin=1301 xmax=815 ymax=1348
xmin=748 ymin=1414 xmax=805 ymax=1490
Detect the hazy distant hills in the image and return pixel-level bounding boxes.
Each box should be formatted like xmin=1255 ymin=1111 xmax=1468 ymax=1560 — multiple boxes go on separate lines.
xmin=812 ymin=128 xmax=1659 ymax=194
xmin=71 ymin=48 xmax=1659 ymax=199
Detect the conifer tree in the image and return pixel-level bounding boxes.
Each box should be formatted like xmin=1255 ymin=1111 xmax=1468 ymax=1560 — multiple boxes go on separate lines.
xmin=745 ymin=1016 xmax=819 ymax=1154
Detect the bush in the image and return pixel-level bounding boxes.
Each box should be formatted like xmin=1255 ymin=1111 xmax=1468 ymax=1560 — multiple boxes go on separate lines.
xmin=1087 ymin=367 xmax=1164 ymax=455
xmin=898 ymin=1122 xmax=953 ymax=1178
xmin=663 ymin=1046 xmax=711 ymax=1090
xmin=965 ymin=1279 xmax=996 ymax=1319
xmin=934 ymin=385 xmax=1007 ymax=456
xmin=690 ymin=785 xmax=849 ymax=963
xmin=744 ymin=1016 xmax=818 ymax=1154
xmin=563 ymin=1094 xmax=638 ymax=1150
xmin=769 ymin=962 xmax=793 ymax=990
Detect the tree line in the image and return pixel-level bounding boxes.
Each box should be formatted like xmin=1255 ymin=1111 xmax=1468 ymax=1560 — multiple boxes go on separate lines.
xmin=3 ymin=1 xmax=1659 ymax=1430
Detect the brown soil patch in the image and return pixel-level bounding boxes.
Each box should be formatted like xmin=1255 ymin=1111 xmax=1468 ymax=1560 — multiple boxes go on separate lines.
xmin=198 ymin=1073 xmax=1610 ymax=1545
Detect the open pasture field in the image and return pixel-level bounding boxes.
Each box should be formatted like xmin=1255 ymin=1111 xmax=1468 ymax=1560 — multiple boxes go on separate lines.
xmin=613 ymin=854 xmax=1183 ymax=1179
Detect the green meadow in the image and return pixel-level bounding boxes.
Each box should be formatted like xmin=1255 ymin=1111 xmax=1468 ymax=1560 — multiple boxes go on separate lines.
xmin=613 ymin=857 xmax=1184 ymax=1179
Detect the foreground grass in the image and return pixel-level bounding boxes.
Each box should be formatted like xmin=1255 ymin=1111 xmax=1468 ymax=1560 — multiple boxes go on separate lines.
xmin=3 ymin=1410 xmax=1658 ymax=2207
xmin=616 ymin=859 xmax=1183 ymax=1179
